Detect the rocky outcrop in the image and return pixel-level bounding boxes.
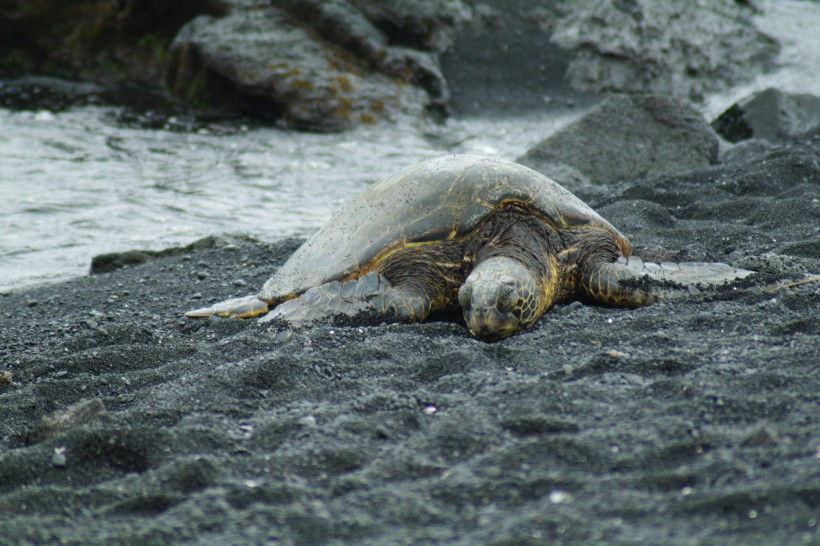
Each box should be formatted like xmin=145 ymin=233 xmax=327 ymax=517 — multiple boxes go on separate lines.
xmin=549 ymin=0 xmax=779 ymax=102
xmin=440 ymin=0 xmax=779 ymax=115
xmin=1 ymin=0 xmax=468 ymax=130
xmin=518 ymin=94 xmax=719 ymax=186
xmin=0 ymin=0 xmax=227 ymax=86
xmin=165 ymin=0 xmax=465 ymax=130
xmin=0 ymin=0 xmax=782 ymax=130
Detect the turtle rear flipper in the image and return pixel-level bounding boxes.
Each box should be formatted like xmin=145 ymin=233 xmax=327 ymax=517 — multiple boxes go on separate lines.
xmin=185 ymin=295 xmax=269 ymax=319
xmin=580 ymin=257 xmax=754 ymax=307
xmin=261 ymin=271 xmax=433 ymax=324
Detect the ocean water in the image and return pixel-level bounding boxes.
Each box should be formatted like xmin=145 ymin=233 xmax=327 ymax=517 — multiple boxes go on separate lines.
xmin=0 ymin=0 xmax=817 ymax=293
xmin=0 ymin=102 xmax=583 ymax=292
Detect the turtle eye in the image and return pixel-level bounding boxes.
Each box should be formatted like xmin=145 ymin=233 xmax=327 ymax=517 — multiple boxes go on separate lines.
xmin=458 ymin=284 xmax=473 ymax=310
xmin=497 ymin=284 xmax=516 ymax=312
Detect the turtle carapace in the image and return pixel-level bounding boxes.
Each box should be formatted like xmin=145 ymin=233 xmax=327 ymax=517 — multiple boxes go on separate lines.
xmin=186 ymin=155 xmax=752 ymax=339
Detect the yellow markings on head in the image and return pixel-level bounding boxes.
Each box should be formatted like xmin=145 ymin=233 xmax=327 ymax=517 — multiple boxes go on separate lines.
xmin=544 ymin=258 xmax=560 ymax=304
xmin=446 ymin=222 xmax=459 ymax=240
xmin=279 ymin=292 xmax=300 ymax=303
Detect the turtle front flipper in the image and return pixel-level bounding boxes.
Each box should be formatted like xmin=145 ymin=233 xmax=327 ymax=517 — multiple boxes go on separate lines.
xmin=185 ymin=295 xmax=269 ymax=319
xmin=261 ymin=271 xmax=432 ymax=324
xmin=580 ymin=260 xmax=657 ymax=307
xmin=617 ymin=256 xmax=754 ymax=286
xmin=580 ymin=257 xmax=754 ymax=307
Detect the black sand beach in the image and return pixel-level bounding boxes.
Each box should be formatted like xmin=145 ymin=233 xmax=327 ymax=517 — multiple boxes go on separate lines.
xmin=1 ymin=128 xmax=818 ymax=544
xmin=2 ymin=1 xmax=819 ymax=544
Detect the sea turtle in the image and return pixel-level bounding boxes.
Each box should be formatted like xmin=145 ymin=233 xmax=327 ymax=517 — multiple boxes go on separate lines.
xmin=186 ymin=155 xmax=752 ymax=338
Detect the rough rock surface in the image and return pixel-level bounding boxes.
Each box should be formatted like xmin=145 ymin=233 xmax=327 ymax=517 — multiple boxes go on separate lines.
xmin=440 ymin=0 xmax=587 ymax=116
xmin=165 ymin=0 xmax=464 ymax=129
xmin=549 ymin=0 xmax=779 ymax=101
xmin=712 ymin=88 xmax=820 ymax=144
xmin=1 ymin=134 xmax=818 ymax=544
xmin=1 ymin=0 xmax=782 ymax=129
xmin=518 ymin=94 xmax=719 ymax=186
xmin=166 ymin=6 xmax=416 ymax=130
xmin=0 ymin=0 xmax=227 ymax=86
xmin=440 ymin=0 xmax=779 ymax=115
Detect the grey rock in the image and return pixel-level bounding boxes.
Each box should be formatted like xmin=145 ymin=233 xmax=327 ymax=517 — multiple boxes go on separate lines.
xmin=281 ymin=0 xmax=453 ymax=106
xmin=279 ymin=0 xmax=390 ymax=63
xmin=712 ymin=88 xmax=820 ymax=144
xmin=166 ymin=3 xmax=447 ymax=130
xmin=349 ymin=0 xmax=472 ymax=51
xmin=519 ymin=94 xmax=719 ymax=183
xmin=441 ymin=0 xmax=778 ymax=116
xmin=550 ymin=0 xmax=779 ymax=101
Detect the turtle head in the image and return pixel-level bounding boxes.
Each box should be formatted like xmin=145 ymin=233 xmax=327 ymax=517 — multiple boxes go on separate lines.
xmin=459 ymin=257 xmax=543 ymax=339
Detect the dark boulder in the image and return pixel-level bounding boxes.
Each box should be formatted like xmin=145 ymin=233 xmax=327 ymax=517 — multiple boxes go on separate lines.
xmin=712 ymin=88 xmax=820 ymax=144
xmin=165 ymin=0 xmax=466 ymax=130
xmin=0 ymin=0 xmax=227 ymax=86
xmin=518 ymin=94 xmax=719 ymax=185
xmin=550 ymin=0 xmax=779 ymax=102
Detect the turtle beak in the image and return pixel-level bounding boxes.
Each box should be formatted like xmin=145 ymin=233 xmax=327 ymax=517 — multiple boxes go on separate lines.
xmin=459 ymin=283 xmax=519 ymax=339
xmin=465 ymin=309 xmax=518 ymax=339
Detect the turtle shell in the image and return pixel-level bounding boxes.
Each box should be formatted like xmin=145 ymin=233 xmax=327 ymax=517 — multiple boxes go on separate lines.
xmin=259 ymin=155 xmax=630 ymax=302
